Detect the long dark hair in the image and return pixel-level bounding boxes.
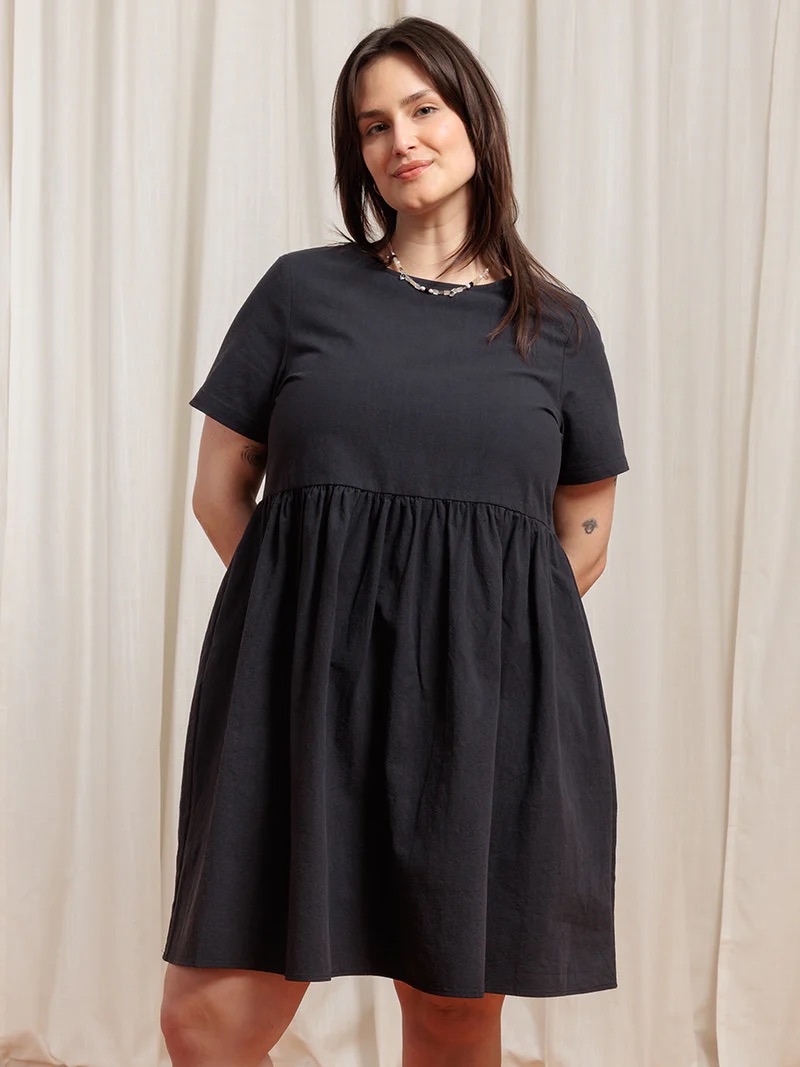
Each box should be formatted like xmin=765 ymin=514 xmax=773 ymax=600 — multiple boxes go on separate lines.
xmin=330 ymin=15 xmax=588 ymax=361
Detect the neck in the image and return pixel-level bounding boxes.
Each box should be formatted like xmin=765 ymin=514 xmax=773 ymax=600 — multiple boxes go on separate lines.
xmin=383 ymin=235 xmax=493 ymax=286
xmin=383 ymin=196 xmax=497 ymax=284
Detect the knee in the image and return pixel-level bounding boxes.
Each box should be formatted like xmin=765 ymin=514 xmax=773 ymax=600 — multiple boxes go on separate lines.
xmin=160 ymin=993 xmax=202 ymax=1063
xmin=394 ymin=980 xmax=504 ymax=1040
xmin=160 ymin=992 xmax=214 ymax=1060
xmin=159 ymin=989 xmax=261 ymax=1064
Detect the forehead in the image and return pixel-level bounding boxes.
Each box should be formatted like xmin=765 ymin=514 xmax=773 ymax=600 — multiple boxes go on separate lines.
xmin=354 ymin=52 xmax=435 ymax=110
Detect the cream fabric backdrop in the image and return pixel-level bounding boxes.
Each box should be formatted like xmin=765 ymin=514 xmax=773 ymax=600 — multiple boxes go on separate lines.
xmin=1 ymin=1 xmax=798 ymax=1065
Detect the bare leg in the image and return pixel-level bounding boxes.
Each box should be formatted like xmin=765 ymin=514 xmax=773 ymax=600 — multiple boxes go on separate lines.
xmin=394 ymin=979 xmax=504 ymax=1067
xmin=160 ymin=964 xmax=310 ymax=1067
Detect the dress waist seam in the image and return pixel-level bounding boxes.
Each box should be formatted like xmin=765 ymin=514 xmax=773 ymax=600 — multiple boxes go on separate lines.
xmin=261 ymin=481 xmax=556 ymax=534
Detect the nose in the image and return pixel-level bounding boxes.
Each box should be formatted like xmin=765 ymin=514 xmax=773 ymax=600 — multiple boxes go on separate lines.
xmin=391 ymin=117 xmax=418 ymax=157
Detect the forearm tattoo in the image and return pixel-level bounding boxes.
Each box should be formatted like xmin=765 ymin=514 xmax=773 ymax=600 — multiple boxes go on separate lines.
xmin=582 ymin=518 xmax=598 ymax=534
xmin=241 ymin=444 xmax=268 ymax=470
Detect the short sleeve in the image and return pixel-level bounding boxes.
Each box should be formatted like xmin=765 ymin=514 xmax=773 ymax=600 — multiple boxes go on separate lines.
xmin=188 ymin=253 xmax=292 ymax=444
xmin=557 ymin=300 xmax=630 ymax=485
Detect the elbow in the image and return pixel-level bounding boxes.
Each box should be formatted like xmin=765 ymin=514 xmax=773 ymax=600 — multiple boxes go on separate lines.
xmin=575 ymin=553 xmax=607 ymax=598
xmin=191 ymin=486 xmax=210 ymax=522
xmin=191 ymin=493 xmax=215 ymax=538
xmin=191 ymin=486 xmax=229 ymax=529
xmin=589 ymin=551 xmax=608 ymax=585
xmin=192 ymin=480 xmax=246 ymax=519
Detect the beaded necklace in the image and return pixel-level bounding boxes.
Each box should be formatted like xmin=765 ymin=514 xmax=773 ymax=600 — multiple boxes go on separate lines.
xmin=386 ymin=246 xmax=491 ymax=297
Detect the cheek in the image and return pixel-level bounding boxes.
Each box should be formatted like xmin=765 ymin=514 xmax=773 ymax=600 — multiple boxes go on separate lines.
xmin=436 ymin=119 xmax=457 ymax=145
xmin=434 ymin=121 xmax=474 ymax=163
xmin=361 ymin=147 xmax=384 ymax=183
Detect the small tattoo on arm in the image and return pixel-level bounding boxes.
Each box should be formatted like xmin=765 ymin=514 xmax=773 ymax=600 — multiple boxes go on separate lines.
xmin=582 ymin=517 xmax=598 ymax=534
xmin=241 ymin=444 xmax=267 ymax=470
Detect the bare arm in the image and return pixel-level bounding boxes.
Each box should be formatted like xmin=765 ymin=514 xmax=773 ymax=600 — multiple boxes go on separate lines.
xmin=552 ymin=475 xmax=618 ymax=597
xmin=192 ymin=416 xmax=268 ymax=568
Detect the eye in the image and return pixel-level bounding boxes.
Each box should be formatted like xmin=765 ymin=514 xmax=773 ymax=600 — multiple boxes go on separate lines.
xmin=364 ymin=105 xmax=438 ymax=137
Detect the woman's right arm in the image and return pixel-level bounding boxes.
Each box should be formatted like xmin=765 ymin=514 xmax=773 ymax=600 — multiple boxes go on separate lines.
xmin=192 ymin=415 xmax=268 ymax=568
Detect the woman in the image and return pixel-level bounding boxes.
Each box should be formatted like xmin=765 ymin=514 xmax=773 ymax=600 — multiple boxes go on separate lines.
xmin=161 ymin=15 xmax=629 ymax=1067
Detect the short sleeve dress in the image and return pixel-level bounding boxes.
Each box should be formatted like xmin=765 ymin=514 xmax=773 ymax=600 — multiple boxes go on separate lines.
xmin=162 ymin=241 xmax=630 ymax=999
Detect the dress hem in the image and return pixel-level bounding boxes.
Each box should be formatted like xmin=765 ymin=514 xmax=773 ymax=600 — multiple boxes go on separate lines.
xmin=161 ymin=951 xmax=617 ymax=1000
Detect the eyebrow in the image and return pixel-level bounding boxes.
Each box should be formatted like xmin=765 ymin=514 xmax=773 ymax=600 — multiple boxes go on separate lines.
xmin=356 ymin=88 xmax=437 ymax=124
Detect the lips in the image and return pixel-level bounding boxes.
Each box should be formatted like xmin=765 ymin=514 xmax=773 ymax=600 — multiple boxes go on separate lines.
xmin=394 ymin=160 xmax=432 ymax=178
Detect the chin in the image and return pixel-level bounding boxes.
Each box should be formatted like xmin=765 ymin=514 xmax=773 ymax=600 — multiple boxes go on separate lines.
xmin=393 ymin=194 xmax=437 ymax=212
xmin=401 ymin=187 xmax=464 ymax=215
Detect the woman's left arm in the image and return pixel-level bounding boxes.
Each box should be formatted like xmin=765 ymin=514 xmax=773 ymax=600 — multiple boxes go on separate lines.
xmin=552 ymin=476 xmax=619 ymax=597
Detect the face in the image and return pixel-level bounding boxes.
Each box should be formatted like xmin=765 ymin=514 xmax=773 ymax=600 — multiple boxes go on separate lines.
xmin=354 ymin=52 xmax=477 ymax=218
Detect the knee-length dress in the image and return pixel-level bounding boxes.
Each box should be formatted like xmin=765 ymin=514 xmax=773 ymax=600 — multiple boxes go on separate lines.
xmin=162 ymin=241 xmax=630 ymax=999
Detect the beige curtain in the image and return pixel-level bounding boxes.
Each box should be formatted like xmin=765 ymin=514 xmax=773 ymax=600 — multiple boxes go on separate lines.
xmin=1 ymin=1 xmax=798 ymax=1065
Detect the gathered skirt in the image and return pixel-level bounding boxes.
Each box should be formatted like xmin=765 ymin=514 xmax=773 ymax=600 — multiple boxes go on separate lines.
xmin=162 ymin=482 xmax=618 ymax=998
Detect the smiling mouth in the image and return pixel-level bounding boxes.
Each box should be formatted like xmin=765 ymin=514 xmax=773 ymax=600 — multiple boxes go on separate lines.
xmin=394 ymin=161 xmax=432 ymax=180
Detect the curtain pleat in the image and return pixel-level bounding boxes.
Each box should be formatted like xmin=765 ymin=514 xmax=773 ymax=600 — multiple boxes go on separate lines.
xmin=0 ymin=2 xmax=796 ymax=1065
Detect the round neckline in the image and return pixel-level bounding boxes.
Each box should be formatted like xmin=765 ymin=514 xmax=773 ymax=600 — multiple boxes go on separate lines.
xmin=353 ymin=243 xmax=511 ymax=291
xmin=389 ymin=267 xmax=511 ymax=291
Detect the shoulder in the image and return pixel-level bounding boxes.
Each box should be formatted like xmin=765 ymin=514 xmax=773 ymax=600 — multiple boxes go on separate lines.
xmin=243 ymin=244 xmax=359 ymax=309
xmin=529 ymin=284 xmax=592 ymax=352
xmin=552 ymin=292 xmax=601 ymax=354
xmin=278 ymin=242 xmax=362 ymax=275
xmin=224 ymin=244 xmax=360 ymax=328
xmin=274 ymin=242 xmax=378 ymax=306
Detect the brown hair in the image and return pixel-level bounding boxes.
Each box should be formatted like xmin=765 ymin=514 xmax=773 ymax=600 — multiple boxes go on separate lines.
xmin=330 ymin=15 xmax=588 ymax=361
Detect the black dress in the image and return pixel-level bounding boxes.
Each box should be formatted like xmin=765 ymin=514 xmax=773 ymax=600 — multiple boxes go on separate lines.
xmin=162 ymin=241 xmax=630 ymax=998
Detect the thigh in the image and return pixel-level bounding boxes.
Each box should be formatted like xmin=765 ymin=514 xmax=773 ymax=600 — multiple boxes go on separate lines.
xmin=161 ymin=963 xmax=310 ymax=1052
